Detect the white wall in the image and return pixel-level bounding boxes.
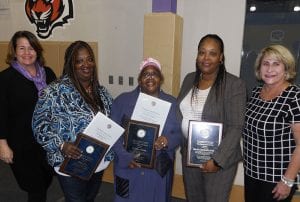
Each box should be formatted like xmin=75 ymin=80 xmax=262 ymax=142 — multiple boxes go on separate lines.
xmin=0 ymin=0 xmax=246 ymax=185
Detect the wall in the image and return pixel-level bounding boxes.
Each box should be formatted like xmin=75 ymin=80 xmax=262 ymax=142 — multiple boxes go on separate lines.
xmin=241 ymin=24 xmax=300 ymax=94
xmin=0 ymin=0 xmax=246 ymax=186
xmin=0 ymin=41 xmax=98 ymax=75
xmin=0 ymin=0 xmax=151 ymax=97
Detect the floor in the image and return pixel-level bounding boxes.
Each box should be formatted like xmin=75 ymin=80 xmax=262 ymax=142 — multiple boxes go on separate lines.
xmin=0 ymin=161 xmax=185 ymax=202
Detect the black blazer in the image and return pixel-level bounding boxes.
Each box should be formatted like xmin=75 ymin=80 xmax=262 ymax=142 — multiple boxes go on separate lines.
xmin=0 ymin=66 xmax=56 ymax=150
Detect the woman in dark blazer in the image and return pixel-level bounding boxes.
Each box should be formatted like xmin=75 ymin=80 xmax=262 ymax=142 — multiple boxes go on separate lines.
xmin=0 ymin=31 xmax=56 ymax=202
xmin=177 ymin=34 xmax=246 ymax=202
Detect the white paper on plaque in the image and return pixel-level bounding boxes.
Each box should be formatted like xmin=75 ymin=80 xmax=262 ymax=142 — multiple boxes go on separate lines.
xmin=83 ymin=112 xmax=124 ymax=172
xmin=131 ymin=92 xmax=171 ymax=136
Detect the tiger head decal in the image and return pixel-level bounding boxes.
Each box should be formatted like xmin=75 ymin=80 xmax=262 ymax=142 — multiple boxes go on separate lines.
xmin=25 ymin=0 xmax=73 ymax=39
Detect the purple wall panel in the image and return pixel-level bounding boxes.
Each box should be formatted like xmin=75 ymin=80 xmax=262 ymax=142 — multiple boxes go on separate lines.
xmin=152 ymin=0 xmax=177 ymax=13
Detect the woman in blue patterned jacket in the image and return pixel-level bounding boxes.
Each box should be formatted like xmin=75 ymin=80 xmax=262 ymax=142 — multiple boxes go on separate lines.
xmin=32 ymin=41 xmax=113 ymax=202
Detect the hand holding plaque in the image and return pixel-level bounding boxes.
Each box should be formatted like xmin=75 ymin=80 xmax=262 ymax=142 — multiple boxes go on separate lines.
xmin=124 ymin=120 xmax=159 ymax=168
xmin=187 ymin=121 xmax=222 ymax=167
xmin=59 ymin=134 xmax=109 ymax=180
xmin=83 ymin=112 xmax=124 ymax=172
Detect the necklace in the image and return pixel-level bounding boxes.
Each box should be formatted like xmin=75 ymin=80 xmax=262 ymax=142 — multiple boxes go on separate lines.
xmin=85 ymin=85 xmax=92 ymax=95
xmin=198 ymin=73 xmax=215 ymax=90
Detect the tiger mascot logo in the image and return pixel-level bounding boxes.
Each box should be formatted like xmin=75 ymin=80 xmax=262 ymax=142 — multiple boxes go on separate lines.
xmin=25 ymin=0 xmax=73 ymax=39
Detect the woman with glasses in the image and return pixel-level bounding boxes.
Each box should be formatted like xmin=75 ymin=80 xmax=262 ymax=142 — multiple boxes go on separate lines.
xmin=111 ymin=57 xmax=181 ymax=202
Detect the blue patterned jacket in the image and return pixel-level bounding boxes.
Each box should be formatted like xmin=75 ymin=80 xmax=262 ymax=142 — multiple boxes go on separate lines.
xmin=32 ymin=75 xmax=113 ymax=167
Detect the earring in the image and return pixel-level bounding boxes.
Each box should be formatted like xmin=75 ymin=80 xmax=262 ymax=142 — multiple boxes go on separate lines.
xmin=285 ymin=73 xmax=289 ymax=80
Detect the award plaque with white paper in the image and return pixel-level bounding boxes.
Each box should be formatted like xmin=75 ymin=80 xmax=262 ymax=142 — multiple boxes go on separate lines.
xmin=83 ymin=112 xmax=124 ymax=172
xmin=187 ymin=121 xmax=223 ymax=167
xmin=59 ymin=112 xmax=124 ymax=179
xmin=131 ymin=92 xmax=171 ymax=136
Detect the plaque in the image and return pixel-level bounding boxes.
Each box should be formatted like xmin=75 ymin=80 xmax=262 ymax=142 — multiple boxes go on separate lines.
xmin=131 ymin=92 xmax=171 ymax=136
xmin=124 ymin=120 xmax=159 ymax=168
xmin=187 ymin=121 xmax=222 ymax=167
xmin=59 ymin=134 xmax=109 ymax=180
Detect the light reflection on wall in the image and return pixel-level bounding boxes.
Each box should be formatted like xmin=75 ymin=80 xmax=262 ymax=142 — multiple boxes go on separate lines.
xmin=240 ymin=0 xmax=300 ymax=98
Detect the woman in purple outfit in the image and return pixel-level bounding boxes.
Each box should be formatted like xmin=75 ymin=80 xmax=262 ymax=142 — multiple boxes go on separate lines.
xmin=111 ymin=57 xmax=181 ymax=202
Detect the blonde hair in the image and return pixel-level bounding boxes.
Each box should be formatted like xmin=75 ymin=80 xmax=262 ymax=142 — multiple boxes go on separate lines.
xmin=254 ymin=45 xmax=296 ymax=82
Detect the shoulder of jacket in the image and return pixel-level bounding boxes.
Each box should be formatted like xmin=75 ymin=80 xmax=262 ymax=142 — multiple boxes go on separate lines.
xmin=44 ymin=66 xmax=55 ymax=73
xmin=182 ymin=72 xmax=196 ymax=85
xmin=99 ymin=85 xmax=109 ymax=93
xmin=160 ymin=90 xmax=176 ymax=102
xmin=0 ymin=66 xmax=14 ymax=76
xmin=44 ymin=76 xmax=68 ymax=91
xmin=115 ymin=88 xmax=137 ymax=101
xmin=0 ymin=67 xmax=19 ymax=83
xmin=225 ymin=72 xmax=245 ymax=84
xmin=185 ymin=72 xmax=196 ymax=79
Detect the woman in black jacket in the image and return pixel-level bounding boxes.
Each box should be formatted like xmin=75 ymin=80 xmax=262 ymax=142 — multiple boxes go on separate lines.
xmin=0 ymin=30 xmax=56 ymax=202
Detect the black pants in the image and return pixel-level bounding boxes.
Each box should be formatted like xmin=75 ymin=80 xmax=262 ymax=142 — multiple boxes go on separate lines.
xmin=10 ymin=146 xmax=53 ymax=202
xmin=244 ymin=175 xmax=296 ymax=202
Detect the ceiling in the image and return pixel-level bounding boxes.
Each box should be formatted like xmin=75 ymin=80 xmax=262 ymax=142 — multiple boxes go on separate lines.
xmin=247 ymin=0 xmax=299 ymax=13
xmin=246 ymin=0 xmax=300 ymax=25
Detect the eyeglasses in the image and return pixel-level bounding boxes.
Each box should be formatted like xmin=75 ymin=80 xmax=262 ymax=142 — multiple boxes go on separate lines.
xmin=141 ymin=72 xmax=160 ymax=79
